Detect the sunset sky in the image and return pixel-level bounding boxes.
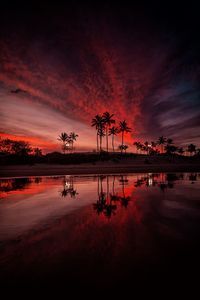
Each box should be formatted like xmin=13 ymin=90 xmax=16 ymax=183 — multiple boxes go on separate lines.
xmin=0 ymin=2 xmax=200 ymax=152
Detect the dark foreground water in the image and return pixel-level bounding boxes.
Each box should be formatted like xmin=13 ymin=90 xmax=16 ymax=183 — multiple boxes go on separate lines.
xmin=0 ymin=173 xmax=200 ymax=291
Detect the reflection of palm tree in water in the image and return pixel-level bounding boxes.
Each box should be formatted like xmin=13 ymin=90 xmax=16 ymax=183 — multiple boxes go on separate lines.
xmin=61 ymin=176 xmax=78 ymax=198
xmin=119 ymin=175 xmax=130 ymax=208
xmin=104 ymin=176 xmax=117 ymax=218
xmin=93 ymin=176 xmax=106 ymax=215
xmin=93 ymin=175 xmax=117 ymax=218
xmin=110 ymin=175 xmax=120 ymax=202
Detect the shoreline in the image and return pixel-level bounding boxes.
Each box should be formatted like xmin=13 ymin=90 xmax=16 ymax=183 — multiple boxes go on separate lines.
xmin=1 ymin=162 xmax=200 ymax=178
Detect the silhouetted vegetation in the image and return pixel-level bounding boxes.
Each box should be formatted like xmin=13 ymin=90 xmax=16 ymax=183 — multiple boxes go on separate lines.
xmin=1 ymin=112 xmax=200 ymax=166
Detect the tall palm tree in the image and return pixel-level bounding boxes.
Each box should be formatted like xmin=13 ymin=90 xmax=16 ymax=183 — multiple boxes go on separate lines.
xmin=166 ymin=138 xmax=173 ymax=145
xmin=109 ymin=126 xmax=119 ymax=152
xmin=102 ymin=112 xmax=115 ymax=152
xmin=98 ymin=125 xmax=105 ymax=152
xmin=58 ymin=132 xmax=68 ymax=154
xmin=144 ymin=141 xmax=149 ymax=155
xmin=133 ymin=141 xmax=140 ymax=154
xmin=177 ymin=147 xmax=184 ymax=156
xmin=69 ymin=132 xmax=78 ymax=152
xmin=188 ymin=144 xmax=196 ymax=156
xmin=33 ymin=147 xmax=42 ymax=157
xmin=157 ymin=136 xmax=167 ymax=153
xmin=123 ymin=145 xmax=128 ymax=154
xmin=119 ymin=120 xmax=131 ymax=152
xmin=91 ymin=115 xmax=103 ymax=152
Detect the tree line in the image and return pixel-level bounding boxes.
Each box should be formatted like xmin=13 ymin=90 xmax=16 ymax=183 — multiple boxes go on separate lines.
xmin=134 ymin=137 xmax=199 ymax=156
xmin=0 ymin=137 xmax=42 ymax=156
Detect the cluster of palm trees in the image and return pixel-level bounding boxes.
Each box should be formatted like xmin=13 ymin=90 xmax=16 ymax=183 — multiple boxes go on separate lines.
xmin=58 ymin=132 xmax=78 ymax=153
xmin=91 ymin=112 xmax=131 ymax=153
xmin=134 ymin=136 xmax=199 ymax=156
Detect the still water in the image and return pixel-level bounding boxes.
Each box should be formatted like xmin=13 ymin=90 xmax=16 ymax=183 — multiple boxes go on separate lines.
xmin=0 ymin=173 xmax=200 ymax=289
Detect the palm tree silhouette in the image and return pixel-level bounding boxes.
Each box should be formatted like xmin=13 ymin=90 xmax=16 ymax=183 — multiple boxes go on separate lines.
xmin=123 ymin=145 xmax=128 ymax=154
xmin=157 ymin=136 xmax=167 ymax=154
xmin=69 ymin=132 xmax=78 ymax=152
xmin=167 ymin=138 xmax=173 ymax=145
xmin=177 ymin=147 xmax=184 ymax=156
xmin=98 ymin=125 xmax=105 ymax=152
xmin=109 ymin=126 xmax=119 ymax=152
xmin=33 ymin=147 xmax=42 ymax=157
xmin=188 ymin=144 xmax=196 ymax=156
xmin=144 ymin=141 xmax=149 ymax=155
xmin=58 ymin=132 xmax=68 ymax=154
xmin=118 ymin=144 xmax=124 ymax=154
xmin=102 ymin=112 xmax=115 ymax=152
xmin=91 ymin=115 xmax=104 ymax=152
xmin=119 ymin=120 xmax=131 ymax=153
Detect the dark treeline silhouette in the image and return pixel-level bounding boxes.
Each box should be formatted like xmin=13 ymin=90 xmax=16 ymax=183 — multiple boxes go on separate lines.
xmin=134 ymin=136 xmax=200 ymax=157
xmin=1 ymin=114 xmax=200 ymax=166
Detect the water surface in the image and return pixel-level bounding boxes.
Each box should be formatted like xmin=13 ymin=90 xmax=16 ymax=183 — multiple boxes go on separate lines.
xmin=0 ymin=173 xmax=200 ymax=289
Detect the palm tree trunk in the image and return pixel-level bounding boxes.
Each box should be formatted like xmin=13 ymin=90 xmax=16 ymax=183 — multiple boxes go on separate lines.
xmin=100 ymin=135 xmax=102 ymax=152
xmin=97 ymin=132 xmax=99 ymax=152
xmin=106 ymin=127 xmax=108 ymax=152
xmin=121 ymin=131 xmax=124 ymax=154
xmin=97 ymin=176 xmax=100 ymax=197
xmin=112 ymin=135 xmax=114 ymax=152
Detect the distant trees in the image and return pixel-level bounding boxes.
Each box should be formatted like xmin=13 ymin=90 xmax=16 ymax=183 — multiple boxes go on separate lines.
xmin=157 ymin=136 xmax=167 ymax=153
xmin=109 ymin=126 xmax=119 ymax=152
xmin=132 ymin=137 xmax=198 ymax=157
xmin=57 ymin=132 xmax=78 ymax=153
xmin=33 ymin=148 xmax=43 ymax=157
xmin=0 ymin=138 xmax=32 ymax=156
xmin=187 ymin=144 xmax=196 ymax=156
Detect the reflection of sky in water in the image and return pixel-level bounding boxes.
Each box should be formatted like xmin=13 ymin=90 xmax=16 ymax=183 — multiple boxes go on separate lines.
xmin=0 ymin=173 xmax=200 ymax=242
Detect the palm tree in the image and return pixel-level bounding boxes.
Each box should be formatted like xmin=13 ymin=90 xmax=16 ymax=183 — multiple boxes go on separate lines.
xmin=118 ymin=144 xmax=124 ymax=154
xmin=33 ymin=147 xmax=42 ymax=157
xmin=157 ymin=136 xmax=167 ymax=153
xmin=98 ymin=125 xmax=105 ymax=152
xmin=91 ymin=115 xmax=103 ymax=152
xmin=188 ymin=144 xmax=196 ymax=156
xmin=109 ymin=126 xmax=119 ymax=152
xmin=102 ymin=112 xmax=115 ymax=152
xmin=123 ymin=145 xmax=128 ymax=154
xmin=133 ymin=141 xmax=140 ymax=154
xmin=69 ymin=132 xmax=78 ymax=152
xmin=177 ymin=147 xmax=184 ymax=156
xmin=144 ymin=141 xmax=149 ymax=155
xmin=119 ymin=120 xmax=131 ymax=152
xmin=58 ymin=132 xmax=68 ymax=154
xmin=167 ymin=138 xmax=173 ymax=145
